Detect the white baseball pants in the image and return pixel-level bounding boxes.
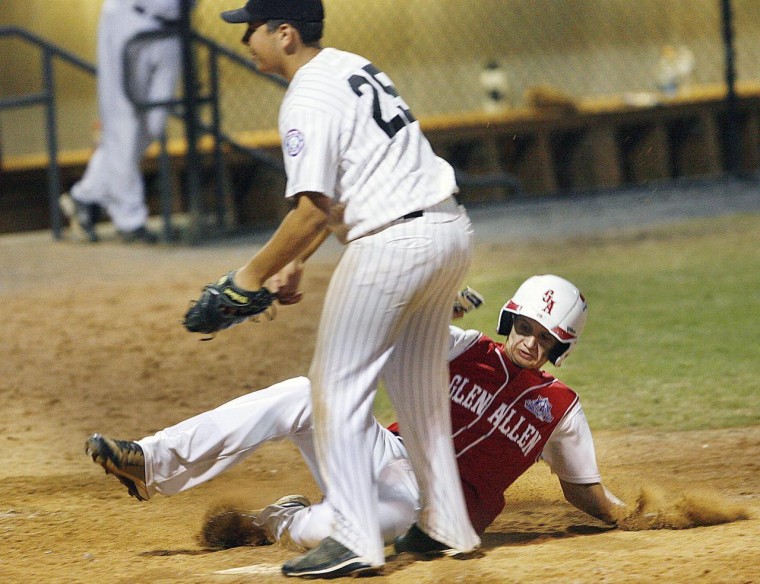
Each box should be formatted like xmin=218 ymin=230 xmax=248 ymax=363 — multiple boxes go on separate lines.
xmin=137 ymin=377 xmax=418 ymax=548
xmin=309 ymin=197 xmax=481 ymax=566
xmin=71 ymin=0 xmax=180 ymax=232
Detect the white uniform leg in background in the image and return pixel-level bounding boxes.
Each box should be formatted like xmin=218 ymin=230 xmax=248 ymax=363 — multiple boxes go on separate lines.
xmin=309 ymin=198 xmax=480 ymax=566
xmin=71 ymin=0 xmax=179 ymax=232
xmin=137 ymin=377 xmax=418 ymax=549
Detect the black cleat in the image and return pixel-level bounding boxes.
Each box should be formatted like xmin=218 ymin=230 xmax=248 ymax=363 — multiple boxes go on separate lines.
xmin=394 ymin=523 xmax=460 ymax=557
xmin=268 ymin=494 xmax=311 ymax=510
xmin=117 ymin=226 xmax=159 ymax=244
xmin=59 ymin=193 xmax=100 ymax=242
xmin=282 ymin=537 xmax=379 ymax=578
xmin=85 ymin=433 xmax=148 ymax=501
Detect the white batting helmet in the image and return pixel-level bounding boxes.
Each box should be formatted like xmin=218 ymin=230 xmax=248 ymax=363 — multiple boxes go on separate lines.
xmin=496 ymin=274 xmax=588 ymax=366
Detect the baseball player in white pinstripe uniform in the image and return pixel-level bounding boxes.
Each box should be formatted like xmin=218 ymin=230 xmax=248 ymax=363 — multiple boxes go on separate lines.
xmin=59 ymin=0 xmax=191 ymax=243
xmin=194 ymin=0 xmax=479 ymax=577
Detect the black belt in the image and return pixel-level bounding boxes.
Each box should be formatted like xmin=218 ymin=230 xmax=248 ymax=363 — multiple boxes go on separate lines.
xmin=401 ymin=210 xmax=424 ymax=220
xmin=133 ymin=5 xmax=180 ymax=26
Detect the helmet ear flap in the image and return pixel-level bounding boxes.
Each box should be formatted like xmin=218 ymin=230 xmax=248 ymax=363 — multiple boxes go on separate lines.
xmin=496 ymin=306 xmax=513 ymax=336
xmin=547 ymin=342 xmax=569 ymax=366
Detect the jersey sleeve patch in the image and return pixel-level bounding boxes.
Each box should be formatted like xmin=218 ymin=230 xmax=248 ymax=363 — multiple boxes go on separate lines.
xmin=524 ymin=395 xmax=554 ymax=423
xmin=284 ymin=129 xmax=305 ymax=157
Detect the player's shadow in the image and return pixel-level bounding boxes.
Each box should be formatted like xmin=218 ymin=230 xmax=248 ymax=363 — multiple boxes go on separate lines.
xmin=138 ymin=543 xmax=284 ymax=558
xmin=139 ymin=549 xmax=214 ymax=557
xmin=383 ymin=524 xmax=615 ymax=576
xmin=481 ymin=523 xmax=616 ymax=549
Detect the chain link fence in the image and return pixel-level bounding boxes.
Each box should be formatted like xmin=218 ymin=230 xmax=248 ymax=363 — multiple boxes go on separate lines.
xmin=3 ymin=0 xmax=760 ymax=156
xmin=191 ymin=0 xmax=760 ymax=140
xmin=2 ymin=0 xmax=759 ymax=234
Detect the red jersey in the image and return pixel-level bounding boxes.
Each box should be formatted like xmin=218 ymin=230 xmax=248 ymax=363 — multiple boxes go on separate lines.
xmin=391 ymin=331 xmax=579 ymax=533
xmin=449 ymin=333 xmax=578 ymax=532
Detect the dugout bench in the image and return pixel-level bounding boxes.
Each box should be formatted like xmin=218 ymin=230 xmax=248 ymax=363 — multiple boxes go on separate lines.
xmin=3 ymin=81 xmax=760 ymax=235
xmin=422 ymin=81 xmax=760 ymax=201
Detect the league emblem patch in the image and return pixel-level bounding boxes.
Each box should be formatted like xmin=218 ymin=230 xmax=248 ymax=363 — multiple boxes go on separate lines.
xmin=524 ymin=395 xmax=553 ymax=423
xmin=285 ymin=129 xmax=305 ymax=157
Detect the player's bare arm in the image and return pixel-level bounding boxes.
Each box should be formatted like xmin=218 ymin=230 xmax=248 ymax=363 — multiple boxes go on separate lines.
xmin=264 ymin=220 xmax=331 ymax=305
xmin=559 ymin=479 xmax=627 ymax=524
xmin=235 ymin=192 xmax=330 ymax=290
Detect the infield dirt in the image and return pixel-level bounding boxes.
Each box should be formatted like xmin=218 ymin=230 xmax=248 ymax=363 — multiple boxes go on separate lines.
xmin=1 ymin=219 xmax=758 ymax=583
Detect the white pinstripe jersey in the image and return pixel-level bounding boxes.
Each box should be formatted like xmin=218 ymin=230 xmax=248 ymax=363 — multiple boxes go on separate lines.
xmin=279 ymin=48 xmax=457 ymax=242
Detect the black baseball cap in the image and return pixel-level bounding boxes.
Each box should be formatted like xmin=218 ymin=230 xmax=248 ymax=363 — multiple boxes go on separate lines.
xmin=221 ymin=0 xmax=324 ymax=24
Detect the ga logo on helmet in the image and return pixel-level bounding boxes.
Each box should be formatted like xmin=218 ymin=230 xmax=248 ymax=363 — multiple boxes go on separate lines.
xmin=542 ymin=289 xmax=555 ymax=314
xmin=285 ymin=129 xmax=305 ymax=157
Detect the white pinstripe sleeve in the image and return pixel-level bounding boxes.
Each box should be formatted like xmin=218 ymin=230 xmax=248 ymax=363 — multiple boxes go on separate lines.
xmin=281 ymin=105 xmax=341 ymax=198
xmin=540 ymin=404 xmax=602 ymax=484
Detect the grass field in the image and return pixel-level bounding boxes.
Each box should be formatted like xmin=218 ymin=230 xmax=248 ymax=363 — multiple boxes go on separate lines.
xmin=376 ymin=213 xmax=760 ymax=432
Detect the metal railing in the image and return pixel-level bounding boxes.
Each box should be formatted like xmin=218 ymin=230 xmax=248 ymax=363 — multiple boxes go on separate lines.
xmin=123 ymin=27 xmax=288 ymax=241
xmin=0 ymin=26 xmax=96 ymax=239
xmin=1 ymin=20 xmax=531 ymax=242
xmin=0 ymin=24 xmax=288 ymax=241
xmin=0 ymin=0 xmax=750 ymax=240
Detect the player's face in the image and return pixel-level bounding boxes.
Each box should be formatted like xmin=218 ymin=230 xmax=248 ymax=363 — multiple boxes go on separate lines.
xmin=504 ymin=315 xmax=557 ymax=369
xmin=242 ymin=20 xmax=281 ymax=74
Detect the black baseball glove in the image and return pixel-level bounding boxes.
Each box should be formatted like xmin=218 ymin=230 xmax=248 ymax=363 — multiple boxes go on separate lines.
xmin=183 ymin=271 xmax=276 ymax=335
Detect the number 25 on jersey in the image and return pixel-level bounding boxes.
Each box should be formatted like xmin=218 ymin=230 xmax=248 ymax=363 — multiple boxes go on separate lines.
xmin=349 ymin=64 xmax=417 ymax=139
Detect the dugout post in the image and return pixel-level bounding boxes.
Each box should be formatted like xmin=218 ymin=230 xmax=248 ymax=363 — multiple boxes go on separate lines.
xmin=720 ymin=0 xmax=741 ymax=175
xmin=180 ymin=0 xmax=204 ymax=242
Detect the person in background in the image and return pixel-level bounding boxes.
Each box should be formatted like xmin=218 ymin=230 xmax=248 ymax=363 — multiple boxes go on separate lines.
xmin=60 ymin=0 xmax=193 ymax=243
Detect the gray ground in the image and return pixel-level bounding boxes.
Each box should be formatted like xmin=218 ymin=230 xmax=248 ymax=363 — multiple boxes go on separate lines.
xmin=463 ymin=175 xmax=760 ymax=244
xmin=308 ymin=175 xmax=760 ymax=260
xmin=1 ymin=175 xmax=758 ymax=278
